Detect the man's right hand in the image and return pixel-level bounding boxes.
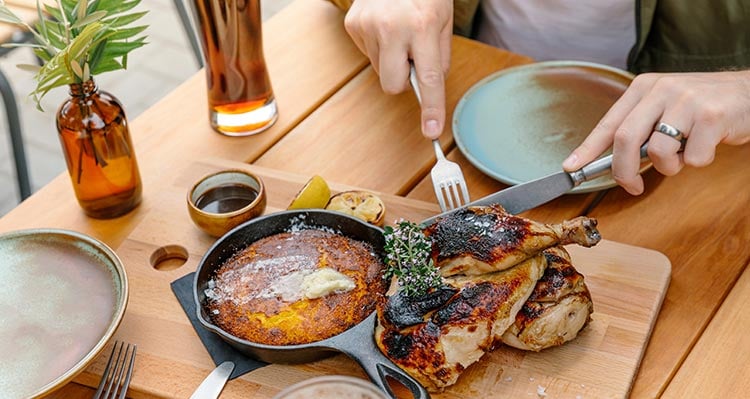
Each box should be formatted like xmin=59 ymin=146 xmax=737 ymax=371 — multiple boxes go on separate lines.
xmin=344 ymin=0 xmax=453 ymax=139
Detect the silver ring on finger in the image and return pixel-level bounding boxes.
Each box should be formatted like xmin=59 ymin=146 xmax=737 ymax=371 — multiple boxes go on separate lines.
xmin=655 ymin=122 xmax=684 ymax=142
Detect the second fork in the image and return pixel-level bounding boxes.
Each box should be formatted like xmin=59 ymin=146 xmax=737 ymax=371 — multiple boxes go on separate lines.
xmin=93 ymin=341 xmax=137 ymax=399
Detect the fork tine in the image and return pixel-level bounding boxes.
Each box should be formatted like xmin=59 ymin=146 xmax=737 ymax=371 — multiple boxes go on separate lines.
xmin=450 ymin=183 xmax=462 ymax=207
xmin=93 ymin=341 xmax=137 ymax=399
xmin=117 ymin=344 xmax=136 ymax=399
xmin=103 ymin=342 xmax=125 ymax=398
xmin=459 ymin=180 xmax=470 ymax=205
xmin=433 ymin=184 xmax=448 ymax=212
xmin=93 ymin=342 xmax=118 ymax=399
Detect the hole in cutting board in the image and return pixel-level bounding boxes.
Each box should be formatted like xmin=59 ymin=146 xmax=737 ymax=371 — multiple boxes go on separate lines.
xmin=150 ymin=245 xmax=189 ymax=271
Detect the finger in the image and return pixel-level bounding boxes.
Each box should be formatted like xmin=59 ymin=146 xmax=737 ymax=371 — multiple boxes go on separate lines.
xmin=683 ymin=116 xmax=723 ymax=168
xmin=648 ymin=112 xmax=690 ymax=176
xmin=343 ymin=10 xmax=368 ymax=58
xmin=611 ymin=92 xmax=667 ymax=195
xmin=563 ymin=74 xmax=657 ymax=171
xmin=411 ymin=29 xmax=447 ymax=139
xmin=378 ymin=42 xmax=410 ymax=94
xmin=362 ymin=35 xmax=381 ymax=75
xmin=438 ymin=19 xmax=452 ymax=74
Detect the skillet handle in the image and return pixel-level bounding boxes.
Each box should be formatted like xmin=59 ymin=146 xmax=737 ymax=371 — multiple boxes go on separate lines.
xmin=331 ymin=314 xmax=431 ymax=399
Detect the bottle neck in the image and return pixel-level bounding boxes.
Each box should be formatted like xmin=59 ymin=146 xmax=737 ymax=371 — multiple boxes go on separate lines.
xmin=69 ymin=79 xmax=98 ymax=97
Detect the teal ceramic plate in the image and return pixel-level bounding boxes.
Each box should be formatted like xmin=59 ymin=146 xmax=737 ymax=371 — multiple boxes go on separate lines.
xmin=0 ymin=229 xmax=128 ymax=398
xmin=453 ymin=60 xmax=641 ymax=193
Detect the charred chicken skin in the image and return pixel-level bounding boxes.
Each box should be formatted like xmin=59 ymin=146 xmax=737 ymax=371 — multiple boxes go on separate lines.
xmin=375 ymin=255 xmax=547 ymax=391
xmin=375 ymin=205 xmax=599 ymax=391
xmin=424 ymin=204 xmax=600 ymax=276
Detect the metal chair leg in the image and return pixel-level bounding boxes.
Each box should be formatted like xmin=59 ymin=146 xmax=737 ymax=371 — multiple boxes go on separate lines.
xmin=0 ymin=68 xmax=32 ymax=201
xmin=173 ymin=0 xmax=204 ymax=68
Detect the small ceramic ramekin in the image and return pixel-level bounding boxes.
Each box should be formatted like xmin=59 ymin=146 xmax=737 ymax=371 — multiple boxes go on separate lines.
xmin=187 ymin=169 xmax=267 ymax=237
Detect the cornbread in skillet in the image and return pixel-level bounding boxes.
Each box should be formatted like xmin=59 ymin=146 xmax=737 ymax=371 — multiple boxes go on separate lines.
xmin=205 ymin=228 xmax=385 ymax=345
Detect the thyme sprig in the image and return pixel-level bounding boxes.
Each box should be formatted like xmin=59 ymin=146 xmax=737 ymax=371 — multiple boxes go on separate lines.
xmin=383 ymin=220 xmax=443 ymax=297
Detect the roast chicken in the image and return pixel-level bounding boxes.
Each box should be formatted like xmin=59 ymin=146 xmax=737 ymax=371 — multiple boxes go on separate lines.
xmin=375 ymin=205 xmax=598 ymax=391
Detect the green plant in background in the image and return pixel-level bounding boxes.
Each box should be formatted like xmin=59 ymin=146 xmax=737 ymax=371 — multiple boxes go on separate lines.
xmin=0 ymin=0 xmax=148 ymax=109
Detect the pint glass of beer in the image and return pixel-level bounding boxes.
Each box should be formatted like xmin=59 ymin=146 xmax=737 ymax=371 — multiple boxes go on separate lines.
xmin=192 ymin=0 xmax=278 ymax=136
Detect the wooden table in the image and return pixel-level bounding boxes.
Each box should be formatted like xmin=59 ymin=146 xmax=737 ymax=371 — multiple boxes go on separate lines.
xmin=4 ymin=1 xmax=749 ymax=398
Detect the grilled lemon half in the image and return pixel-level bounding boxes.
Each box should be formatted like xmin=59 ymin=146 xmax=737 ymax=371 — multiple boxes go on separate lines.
xmin=326 ymin=190 xmax=385 ymax=226
xmin=288 ymin=175 xmax=331 ymax=210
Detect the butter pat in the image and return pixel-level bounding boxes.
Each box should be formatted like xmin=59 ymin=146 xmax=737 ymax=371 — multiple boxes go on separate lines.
xmin=302 ymin=267 xmax=355 ymax=299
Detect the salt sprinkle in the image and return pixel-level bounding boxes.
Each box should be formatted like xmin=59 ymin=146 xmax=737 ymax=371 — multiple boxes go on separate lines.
xmin=536 ymin=385 xmax=547 ymax=397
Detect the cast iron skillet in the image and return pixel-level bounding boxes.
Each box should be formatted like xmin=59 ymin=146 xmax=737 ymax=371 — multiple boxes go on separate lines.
xmin=194 ymin=209 xmax=430 ymax=399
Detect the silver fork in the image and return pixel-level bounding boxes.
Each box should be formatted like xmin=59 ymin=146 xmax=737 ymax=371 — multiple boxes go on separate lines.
xmin=408 ymin=63 xmax=471 ymax=211
xmin=93 ymin=341 xmax=137 ymax=399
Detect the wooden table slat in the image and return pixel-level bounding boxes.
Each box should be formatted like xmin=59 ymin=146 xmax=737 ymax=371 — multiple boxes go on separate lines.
xmin=255 ymin=37 xmax=532 ymax=196
xmin=661 ymin=261 xmax=750 ymax=398
xmin=588 ymin=143 xmax=750 ymax=398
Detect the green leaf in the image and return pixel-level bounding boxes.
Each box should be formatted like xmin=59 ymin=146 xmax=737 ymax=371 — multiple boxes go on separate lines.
xmin=90 ymin=57 xmax=122 ymax=75
xmin=44 ymin=4 xmax=63 ymax=21
xmin=32 ymin=71 xmax=74 ymax=102
xmin=105 ymin=25 xmax=147 ymax=41
xmin=59 ymin=0 xmax=77 ymax=23
xmin=1 ymin=42 xmax=46 ymax=49
xmin=75 ymin=0 xmax=88 ymax=23
xmin=67 ymin=21 xmax=106 ymax=59
xmin=100 ymin=36 xmax=147 ymax=57
xmin=70 ymin=59 xmax=84 ymax=79
xmin=97 ymin=0 xmax=140 ymax=15
xmin=44 ymin=23 xmax=67 ymax=49
xmin=70 ymin=9 xmax=106 ymax=29
xmin=33 ymin=48 xmax=52 ymax=63
xmin=36 ymin=0 xmax=49 ymax=39
xmin=86 ymin=39 xmax=107 ymax=71
xmin=0 ymin=6 xmax=25 ymax=25
xmin=103 ymin=10 xmax=147 ymax=28
xmin=17 ymin=64 xmax=43 ymax=73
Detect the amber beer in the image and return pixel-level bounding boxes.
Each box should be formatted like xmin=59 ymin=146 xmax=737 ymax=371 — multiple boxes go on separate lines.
xmin=192 ymin=0 xmax=278 ymax=136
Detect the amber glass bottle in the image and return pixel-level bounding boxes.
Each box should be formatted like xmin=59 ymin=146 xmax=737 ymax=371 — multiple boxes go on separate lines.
xmin=56 ymin=79 xmax=142 ymax=218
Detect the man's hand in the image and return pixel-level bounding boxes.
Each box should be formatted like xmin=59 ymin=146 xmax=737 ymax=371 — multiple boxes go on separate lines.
xmin=563 ymin=70 xmax=750 ymax=194
xmin=344 ymin=0 xmax=453 ymax=139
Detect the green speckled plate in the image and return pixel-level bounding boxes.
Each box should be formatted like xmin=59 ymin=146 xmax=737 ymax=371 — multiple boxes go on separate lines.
xmin=453 ymin=60 xmax=641 ymax=193
xmin=0 ymin=229 xmax=128 ymax=399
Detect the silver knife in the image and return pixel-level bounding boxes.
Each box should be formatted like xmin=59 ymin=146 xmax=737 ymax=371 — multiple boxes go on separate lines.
xmin=189 ymin=361 xmax=235 ymax=399
xmin=421 ymin=142 xmax=652 ymax=226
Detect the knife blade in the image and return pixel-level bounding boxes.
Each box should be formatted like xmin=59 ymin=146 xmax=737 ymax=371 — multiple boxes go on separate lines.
xmin=421 ymin=142 xmax=652 ymax=226
xmin=189 ymin=361 xmax=235 ymax=399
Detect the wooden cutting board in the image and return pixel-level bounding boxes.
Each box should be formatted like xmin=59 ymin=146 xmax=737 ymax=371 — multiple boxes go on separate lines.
xmin=76 ymin=158 xmax=671 ymax=399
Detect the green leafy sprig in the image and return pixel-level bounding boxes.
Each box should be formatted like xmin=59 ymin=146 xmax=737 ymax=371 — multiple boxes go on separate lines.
xmin=0 ymin=0 xmax=148 ymax=109
xmin=383 ymin=220 xmax=443 ymax=297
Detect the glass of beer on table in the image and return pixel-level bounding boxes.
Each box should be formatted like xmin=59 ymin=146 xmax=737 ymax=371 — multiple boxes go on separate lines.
xmin=191 ymin=0 xmax=278 ymax=136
